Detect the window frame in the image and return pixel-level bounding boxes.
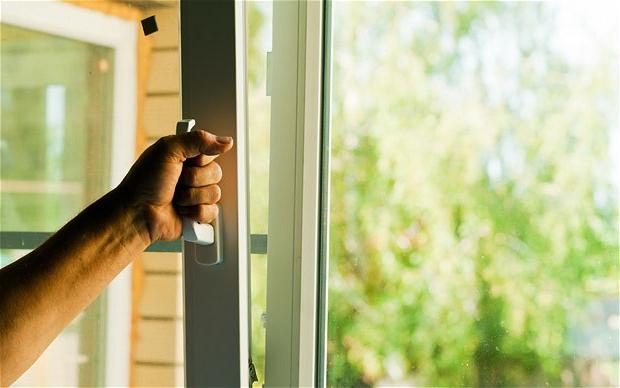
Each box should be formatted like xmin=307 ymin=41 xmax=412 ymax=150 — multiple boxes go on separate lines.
xmin=263 ymin=0 xmax=325 ymax=386
xmin=179 ymin=1 xmax=250 ymax=386
xmin=0 ymin=1 xmax=137 ymax=385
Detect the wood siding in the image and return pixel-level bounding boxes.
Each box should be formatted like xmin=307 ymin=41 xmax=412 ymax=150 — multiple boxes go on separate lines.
xmin=133 ymin=4 xmax=183 ymax=387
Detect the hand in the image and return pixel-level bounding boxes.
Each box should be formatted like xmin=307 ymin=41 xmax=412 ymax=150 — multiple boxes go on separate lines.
xmin=116 ymin=130 xmax=233 ymax=244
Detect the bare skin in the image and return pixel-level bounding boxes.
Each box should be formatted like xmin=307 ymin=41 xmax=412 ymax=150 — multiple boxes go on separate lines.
xmin=0 ymin=130 xmax=233 ymax=386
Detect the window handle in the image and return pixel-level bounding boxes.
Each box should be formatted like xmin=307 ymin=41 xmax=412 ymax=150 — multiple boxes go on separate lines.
xmin=176 ymin=119 xmax=223 ymax=266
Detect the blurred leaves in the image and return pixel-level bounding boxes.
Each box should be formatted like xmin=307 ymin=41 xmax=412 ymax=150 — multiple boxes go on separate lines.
xmin=326 ymin=2 xmax=618 ymax=386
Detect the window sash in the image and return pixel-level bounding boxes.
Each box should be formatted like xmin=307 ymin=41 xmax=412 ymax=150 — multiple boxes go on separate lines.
xmin=179 ymin=1 xmax=250 ymax=386
xmin=263 ymin=1 xmax=325 ymax=386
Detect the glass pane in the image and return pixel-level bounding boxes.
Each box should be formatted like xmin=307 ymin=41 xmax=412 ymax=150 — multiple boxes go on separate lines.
xmin=1 ymin=23 xmax=114 ymax=386
xmin=247 ymin=1 xmax=272 ymax=385
xmin=324 ymin=2 xmax=619 ymax=387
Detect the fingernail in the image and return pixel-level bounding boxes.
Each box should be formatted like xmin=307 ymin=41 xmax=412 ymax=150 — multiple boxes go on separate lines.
xmin=216 ymin=136 xmax=233 ymax=144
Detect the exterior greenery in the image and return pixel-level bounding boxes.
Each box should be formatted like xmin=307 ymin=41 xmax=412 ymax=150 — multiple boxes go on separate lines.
xmin=326 ymin=2 xmax=618 ymax=386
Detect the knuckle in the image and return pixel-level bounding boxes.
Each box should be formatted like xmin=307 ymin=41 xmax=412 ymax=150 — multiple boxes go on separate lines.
xmin=196 ymin=129 xmax=213 ymax=144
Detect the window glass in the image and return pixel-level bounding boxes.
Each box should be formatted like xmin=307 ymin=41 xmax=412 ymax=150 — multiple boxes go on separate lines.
xmin=1 ymin=23 xmax=114 ymax=386
xmin=247 ymin=1 xmax=272 ymax=385
xmin=325 ymin=2 xmax=619 ymax=386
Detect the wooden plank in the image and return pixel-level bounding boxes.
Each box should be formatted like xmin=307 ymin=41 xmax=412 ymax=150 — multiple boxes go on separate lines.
xmin=135 ymin=319 xmax=184 ymax=363
xmin=142 ymin=252 xmax=182 ymax=272
xmin=133 ymin=364 xmax=183 ymax=387
xmin=64 ymin=0 xmax=142 ymax=20
xmin=135 ymin=6 xmax=153 ymax=157
xmin=139 ymin=274 xmax=182 ymax=318
xmin=143 ymin=6 xmax=179 ymax=49
xmin=147 ymin=50 xmax=179 ymax=93
xmin=144 ymin=95 xmax=179 ymax=138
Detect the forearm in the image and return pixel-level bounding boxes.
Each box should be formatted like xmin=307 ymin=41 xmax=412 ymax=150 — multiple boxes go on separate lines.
xmin=0 ymin=188 xmax=150 ymax=385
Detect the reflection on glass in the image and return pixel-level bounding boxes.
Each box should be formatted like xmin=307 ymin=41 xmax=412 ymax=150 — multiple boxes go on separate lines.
xmin=1 ymin=23 xmax=114 ymax=386
xmin=326 ymin=2 xmax=618 ymax=386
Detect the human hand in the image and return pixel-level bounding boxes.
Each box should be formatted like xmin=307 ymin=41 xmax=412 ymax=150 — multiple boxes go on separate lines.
xmin=116 ymin=130 xmax=233 ymax=244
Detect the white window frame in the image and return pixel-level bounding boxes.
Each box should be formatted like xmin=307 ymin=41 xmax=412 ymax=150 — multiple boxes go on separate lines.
xmin=0 ymin=1 xmax=137 ymax=386
xmin=264 ymin=0 xmax=326 ymax=386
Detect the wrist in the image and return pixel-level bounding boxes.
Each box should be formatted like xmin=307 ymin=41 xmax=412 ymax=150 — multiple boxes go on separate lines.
xmin=106 ymin=186 xmax=153 ymax=249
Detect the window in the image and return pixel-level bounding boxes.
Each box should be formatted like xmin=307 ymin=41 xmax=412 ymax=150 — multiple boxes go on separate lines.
xmin=0 ymin=1 xmax=136 ymax=386
xmin=3 ymin=1 xmax=617 ymax=387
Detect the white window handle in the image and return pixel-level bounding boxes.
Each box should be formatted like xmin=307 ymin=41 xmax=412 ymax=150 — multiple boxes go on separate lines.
xmin=175 ymin=119 xmax=223 ymax=267
xmin=176 ymin=119 xmax=215 ymax=245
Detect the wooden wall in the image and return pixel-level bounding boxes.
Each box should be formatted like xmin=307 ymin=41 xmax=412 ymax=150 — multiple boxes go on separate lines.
xmin=132 ymin=3 xmax=184 ymax=387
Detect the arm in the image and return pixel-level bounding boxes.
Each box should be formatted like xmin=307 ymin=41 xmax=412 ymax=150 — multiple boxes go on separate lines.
xmin=0 ymin=130 xmax=233 ymax=385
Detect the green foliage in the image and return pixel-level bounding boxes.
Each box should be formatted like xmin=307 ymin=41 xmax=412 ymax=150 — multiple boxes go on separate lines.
xmin=246 ymin=3 xmax=272 ymax=385
xmin=326 ymin=2 xmax=618 ymax=386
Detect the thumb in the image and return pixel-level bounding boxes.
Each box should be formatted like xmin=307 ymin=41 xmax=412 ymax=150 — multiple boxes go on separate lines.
xmin=163 ymin=130 xmax=233 ymax=162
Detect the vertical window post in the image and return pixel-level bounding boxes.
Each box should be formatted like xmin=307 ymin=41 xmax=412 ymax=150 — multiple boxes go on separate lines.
xmin=180 ymin=1 xmax=249 ymax=386
xmin=264 ymin=1 xmax=324 ymax=386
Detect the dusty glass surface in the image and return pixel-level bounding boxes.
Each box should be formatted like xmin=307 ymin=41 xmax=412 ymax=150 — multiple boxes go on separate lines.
xmin=324 ymin=2 xmax=619 ymax=386
xmin=1 ymin=23 xmax=114 ymax=386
